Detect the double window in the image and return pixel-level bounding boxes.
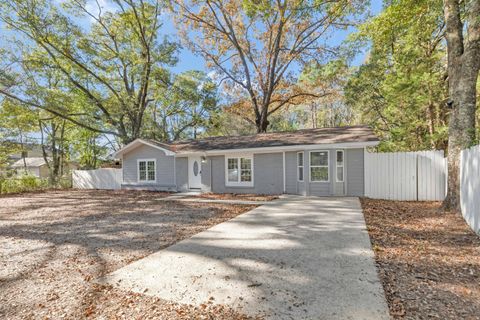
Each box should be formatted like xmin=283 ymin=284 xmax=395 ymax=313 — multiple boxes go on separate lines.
xmin=226 ymin=155 xmax=253 ymax=187
xmin=138 ymin=159 xmax=156 ymax=182
xmin=310 ymin=151 xmax=329 ymax=182
xmin=297 ymin=152 xmax=304 ymax=181
xmin=336 ymin=150 xmax=344 ymax=182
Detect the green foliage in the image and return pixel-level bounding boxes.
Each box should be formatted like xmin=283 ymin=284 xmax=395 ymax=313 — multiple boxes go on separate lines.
xmin=143 ymin=70 xmax=220 ymax=140
xmin=345 ymin=0 xmax=449 ymax=151
xmin=0 ymin=0 xmax=180 ymax=143
xmin=0 ymin=175 xmax=49 ymax=194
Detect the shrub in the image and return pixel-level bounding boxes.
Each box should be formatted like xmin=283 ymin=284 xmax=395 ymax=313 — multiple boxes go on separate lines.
xmin=0 ymin=175 xmax=49 ymax=194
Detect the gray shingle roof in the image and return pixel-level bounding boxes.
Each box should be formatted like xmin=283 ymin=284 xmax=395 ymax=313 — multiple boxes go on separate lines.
xmin=170 ymin=125 xmax=378 ymax=153
xmin=11 ymin=157 xmax=48 ymax=167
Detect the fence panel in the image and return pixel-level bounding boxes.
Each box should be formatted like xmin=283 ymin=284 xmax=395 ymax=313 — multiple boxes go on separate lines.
xmin=365 ymin=150 xmax=446 ymax=201
xmin=460 ymin=145 xmax=480 ymax=234
xmin=73 ymin=168 xmax=122 ymax=190
xmin=418 ymin=150 xmax=447 ymax=201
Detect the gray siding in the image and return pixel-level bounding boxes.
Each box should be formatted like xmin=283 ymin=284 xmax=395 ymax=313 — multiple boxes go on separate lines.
xmin=201 ymin=160 xmax=212 ymax=192
xmin=307 ymin=150 xmax=333 ymax=196
xmin=285 ymin=151 xmax=297 ymax=194
xmin=122 ymin=144 xmax=176 ymax=190
xmin=207 ymin=153 xmax=284 ymax=195
xmin=175 ymin=157 xmax=188 ymax=191
xmin=346 ymin=148 xmax=364 ymax=196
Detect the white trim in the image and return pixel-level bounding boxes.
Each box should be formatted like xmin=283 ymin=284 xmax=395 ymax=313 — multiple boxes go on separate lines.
xmin=195 ymin=141 xmax=379 ymax=156
xmin=114 ymin=139 xmax=175 ymax=158
xmin=297 ymin=151 xmax=304 ymax=182
xmin=224 ymin=154 xmax=254 ymax=187
xmin=137 ymin=158 xmax=157 ymax=183
xmin=336 ymin=150 xmax=345 ymax=182
xmin=282 ymin=151 xmax=286 ymax=193
xmin=309 ymin=150 xmax=329 ymax=183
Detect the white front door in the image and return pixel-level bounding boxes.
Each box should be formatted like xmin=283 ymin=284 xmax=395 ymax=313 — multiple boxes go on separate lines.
xmin=188 ymin=156 xmax=202 ymax=189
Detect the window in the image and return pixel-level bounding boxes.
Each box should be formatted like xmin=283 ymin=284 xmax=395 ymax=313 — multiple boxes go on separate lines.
xmin=225 ymin=155 xmax=253 ymax=186
xmin=310 ymin=151 xmax=329 ymax=182
xmin=336 ymin=150 xmax=344 ymax=182
xmin=138 ymin=159 xmax=156 ymax=182
xmin=297 ymin=152 xmax=304 ymax=181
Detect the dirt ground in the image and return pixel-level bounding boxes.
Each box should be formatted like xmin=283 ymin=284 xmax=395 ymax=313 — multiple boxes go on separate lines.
xmin=361 ymin=198 xmax=480 ymax=320
xmin=0 ymin=190 xmax=259 ymax=320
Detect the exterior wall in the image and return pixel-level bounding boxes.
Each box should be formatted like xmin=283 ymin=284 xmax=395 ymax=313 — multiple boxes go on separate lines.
xmin=119 ymin=143 xmax=366 ymax=195
xmin=284 ymin=152 xmax=297 ymax=194
xmin=39 ymin=165 xmax=49 ymax=179
xmin=201 ymin=160 xmax=212 ymax=192
xmin=346 ymin=148 xmax=364 ymax=196
xmin=307 ymin=150 xmax=333 ymax=197
xmin=207 ymin=153 xmax=284 ymax=195
xmin=175 ymin=157 xmax=189 ymax=191
xmin=122 ymin=144 xmax=176 ymax=190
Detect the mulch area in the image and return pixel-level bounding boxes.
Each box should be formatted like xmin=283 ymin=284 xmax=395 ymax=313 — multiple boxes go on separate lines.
xmin=197 ymin=193 xmax=279 ymax=202
xmin=0 ymin=190 xmax=259 ymax=320
xmin=361 ymin=198 xmax=480 ymax=319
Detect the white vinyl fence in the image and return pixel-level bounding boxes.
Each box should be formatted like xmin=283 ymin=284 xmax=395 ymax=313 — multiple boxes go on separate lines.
xmin=364 ymin=150 xmax=447 ymax=201
xmin=73 ymin=168 xmax=122 ymax=190
xmin=460 ymin=145 xmax=480 ymax=234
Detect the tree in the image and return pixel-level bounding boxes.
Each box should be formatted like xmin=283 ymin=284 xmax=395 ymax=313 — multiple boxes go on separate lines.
xmin=297 ymin=59 xmax=353 ymax=128
xmin=0 ymin=0 xmax=178 ymax=144
xmin=143 ymin=70 xmax=219 ymax=140
xmin=345 ymin=0 xmax=449 ymax=151
xmin=173 ymin=0 xmax=367 ymax=132
xmin=442 ymin=0 xmax=480 ymax=210
xmin=0 ymin=99 xmax=38 ymax=172
xmin=70 ymin=129 xmax=108 ymax=170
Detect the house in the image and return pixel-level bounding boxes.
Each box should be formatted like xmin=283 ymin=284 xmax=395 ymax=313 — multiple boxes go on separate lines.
xmin=10 ymin=157 xmax=78 ymax=178
xmin=113 ymin=125 xmax=380 ymax=196
xmin=11 ymin=157 xmax=50 ymax=178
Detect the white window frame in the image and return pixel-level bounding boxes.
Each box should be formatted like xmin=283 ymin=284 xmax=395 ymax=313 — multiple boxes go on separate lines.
xmin=225 ymin=154 xmax=254 ymax=187
xmin=309 ymin=150 xmax=329 ymax=183
xmin=297 ymin=151 xmax=304 ymax=182
xmin=137 ymin=158 xmax=156 ymax=183
xmin=336 ymin=150 xmax=344 ymax=182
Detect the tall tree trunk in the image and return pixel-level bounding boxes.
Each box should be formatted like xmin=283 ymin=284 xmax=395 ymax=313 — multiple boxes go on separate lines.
xmin=256 ymin=107 xmax=270 ymax=133
xmin=442 ymin=0 xmax=480 ymax=211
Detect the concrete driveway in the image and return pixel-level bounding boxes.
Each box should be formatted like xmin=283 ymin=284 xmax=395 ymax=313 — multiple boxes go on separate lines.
xmin=102 ymin=197 xmax=389 ymax=319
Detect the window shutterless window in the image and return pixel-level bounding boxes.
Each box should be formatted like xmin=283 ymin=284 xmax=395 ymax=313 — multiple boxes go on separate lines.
xmin=336 ymin=150 xmax=344 ymax=182
xmin=310 ymin=151 xmax=329 ymax=182
xmin=138 ymin=159 xmax=156 ymax=182
xmin=225 ymin=155 xmax=253 ymax=186
xmin=297 ymin=152 xmax=304 ymax=181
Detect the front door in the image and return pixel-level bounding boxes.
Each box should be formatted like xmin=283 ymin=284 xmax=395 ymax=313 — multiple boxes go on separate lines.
xmin=188 ymin=156 xmax=202 ymax=189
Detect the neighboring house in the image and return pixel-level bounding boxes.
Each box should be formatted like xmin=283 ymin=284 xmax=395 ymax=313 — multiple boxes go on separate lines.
xmin=113 ymin=125 xmax=380 ymax=196
xmin=11 ymin=157 xmax=78 ymax=178
xmin=11 ymin=157 xmax=50 ymax=178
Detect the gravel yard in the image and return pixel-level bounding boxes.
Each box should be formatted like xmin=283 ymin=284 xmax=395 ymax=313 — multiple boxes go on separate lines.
xmin=361 ymin=198 xmax=480 ymax=319
xmin=0 ymin=190 xmax=258 ymax=320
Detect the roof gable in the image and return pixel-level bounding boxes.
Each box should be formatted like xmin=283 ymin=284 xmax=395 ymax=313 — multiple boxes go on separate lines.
xmin=11 ymin=157 xmax=48 ymax=167
xmin=113 ymin=139 xmax=176 ymax=158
